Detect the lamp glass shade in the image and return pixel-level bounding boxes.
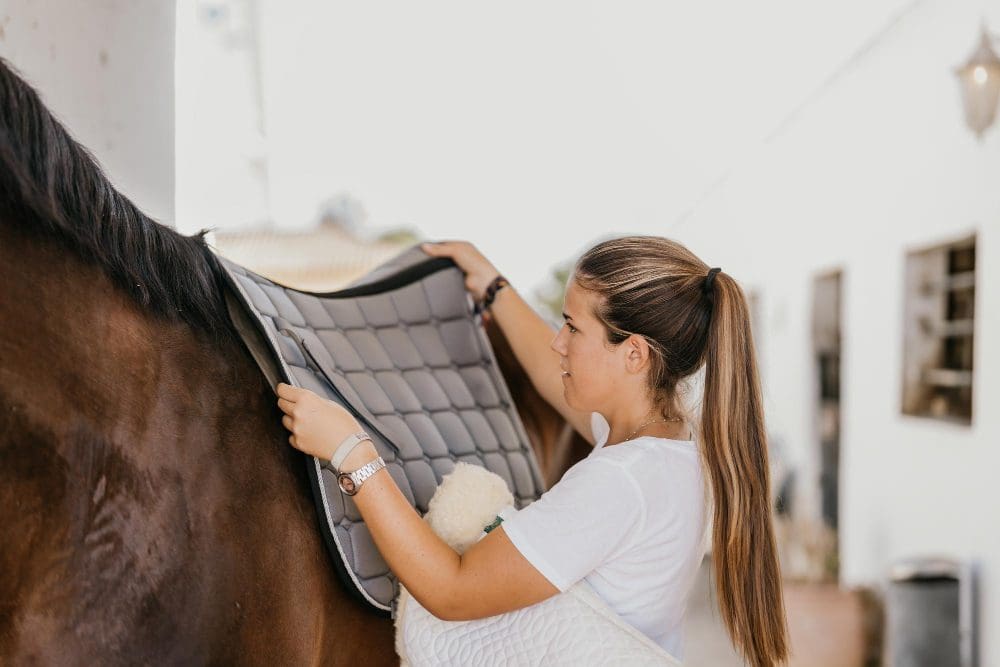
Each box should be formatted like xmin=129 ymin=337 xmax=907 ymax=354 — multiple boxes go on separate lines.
xmin=956 ymin=29 xmax=1000 ymax=138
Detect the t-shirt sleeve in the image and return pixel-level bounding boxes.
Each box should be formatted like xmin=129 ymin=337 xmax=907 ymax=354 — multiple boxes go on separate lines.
xmin=496 ymin=458 xmax=646 ymax=592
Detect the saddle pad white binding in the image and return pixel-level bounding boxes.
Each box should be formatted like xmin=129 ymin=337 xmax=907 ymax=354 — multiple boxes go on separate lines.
xmin=216 ymin=244 xmax=547 ymax=616
xmin=394 ymin=462 xmax=682 ymax=666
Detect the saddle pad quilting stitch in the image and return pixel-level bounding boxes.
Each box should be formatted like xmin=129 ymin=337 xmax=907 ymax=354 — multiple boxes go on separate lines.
xmin=216 ymin=245 xmax=547 ymax=614
xmin=397 ymin=578 xmax=682 ymax=666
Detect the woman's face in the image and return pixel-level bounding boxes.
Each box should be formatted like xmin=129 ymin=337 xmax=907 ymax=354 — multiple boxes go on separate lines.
xmin=550 ymin=278 xmax=631 ymax=412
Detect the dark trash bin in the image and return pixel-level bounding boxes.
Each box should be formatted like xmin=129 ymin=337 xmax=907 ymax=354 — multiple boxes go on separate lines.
xmin=885 ymin=556 xmax=976 ymax=667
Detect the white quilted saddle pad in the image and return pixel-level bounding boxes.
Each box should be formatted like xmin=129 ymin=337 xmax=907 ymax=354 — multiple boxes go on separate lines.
xmin=395 ymin=578 xmax=682 ymax=666
xmin=393 ymin=462 xmax=682 ymax=666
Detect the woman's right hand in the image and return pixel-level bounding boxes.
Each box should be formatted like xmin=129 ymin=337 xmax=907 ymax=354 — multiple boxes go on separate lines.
xmin=420 ymin=240 xmax=504 ymax=302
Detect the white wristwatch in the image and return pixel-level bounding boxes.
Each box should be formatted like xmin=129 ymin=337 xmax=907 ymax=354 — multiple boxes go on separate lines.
xmin=338 ymin=456 xmax=387 ymax=496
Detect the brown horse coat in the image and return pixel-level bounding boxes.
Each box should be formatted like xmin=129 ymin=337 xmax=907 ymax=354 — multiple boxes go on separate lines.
xmin=0 ymin=55 xmax=586 ymax=665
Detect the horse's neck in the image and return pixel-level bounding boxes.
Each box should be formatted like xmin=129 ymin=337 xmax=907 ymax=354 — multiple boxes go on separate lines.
xmin=0 ymin=223 xmax=396 ymax=661
xmin=1 ymin=221 xmax=260 ymax=467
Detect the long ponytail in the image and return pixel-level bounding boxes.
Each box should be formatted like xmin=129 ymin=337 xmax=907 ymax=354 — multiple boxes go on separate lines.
xmin=701 ymin=271 xmax=789 ymax=667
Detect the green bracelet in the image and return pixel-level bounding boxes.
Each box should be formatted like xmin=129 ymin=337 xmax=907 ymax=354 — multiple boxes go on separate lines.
xmin=483 ymin=515 xmax=504 ymax=534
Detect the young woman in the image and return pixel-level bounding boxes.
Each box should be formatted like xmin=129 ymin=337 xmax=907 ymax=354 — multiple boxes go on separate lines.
xmin=276 ymin=235 xmax=789 ymax=666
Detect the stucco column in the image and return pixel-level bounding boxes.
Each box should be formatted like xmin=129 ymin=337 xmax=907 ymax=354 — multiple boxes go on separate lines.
xmin=0 ymin=0 xmax=176 ymax=225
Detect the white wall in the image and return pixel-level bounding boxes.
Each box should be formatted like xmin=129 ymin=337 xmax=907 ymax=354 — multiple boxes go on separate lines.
xmin=249 ymin=0 xmax=911 ymax=297
xmin=175 ymin=0 xmax=270 ymax=235
xmin=677 ymin=0 xmax=1000 ymax=662
xmin=0 ymin=0 xmax=175 ymax=224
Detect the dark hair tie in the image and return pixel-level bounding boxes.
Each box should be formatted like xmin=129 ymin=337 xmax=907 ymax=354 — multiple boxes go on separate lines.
xmin=702 ymin=267 xmax=722 ymax=295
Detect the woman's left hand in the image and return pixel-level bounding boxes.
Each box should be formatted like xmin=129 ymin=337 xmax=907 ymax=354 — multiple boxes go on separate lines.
xmin=276 ymin=382 xmax=363 ymax=461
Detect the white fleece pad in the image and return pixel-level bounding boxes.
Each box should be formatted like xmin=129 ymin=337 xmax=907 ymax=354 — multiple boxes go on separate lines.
xmin=394 ymin=462 xmax=682 ymax=666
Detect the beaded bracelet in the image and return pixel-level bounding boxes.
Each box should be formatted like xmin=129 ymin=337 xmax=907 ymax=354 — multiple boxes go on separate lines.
xmin=474 ymin=274 xmax=509 ymax=315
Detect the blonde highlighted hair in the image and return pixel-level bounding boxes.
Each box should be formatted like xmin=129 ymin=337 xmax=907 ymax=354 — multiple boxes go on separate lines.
xmin=573 ymin=234 xmax=789 ymax=667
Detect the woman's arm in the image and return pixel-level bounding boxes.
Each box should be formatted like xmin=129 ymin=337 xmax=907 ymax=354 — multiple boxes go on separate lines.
xmin=419 ymin=241 xmax=595 ymax=445
xmin=276 ymin=383 xmax=560 ymax=620
xmin=336 ymin=439 xmax=560 ymax=621
xmin=335 ymin=439 xmax=462 ymax=617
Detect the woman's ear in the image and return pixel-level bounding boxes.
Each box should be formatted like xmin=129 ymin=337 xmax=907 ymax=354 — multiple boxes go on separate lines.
xmin=624 ymin=334 xmax=651 ymax=373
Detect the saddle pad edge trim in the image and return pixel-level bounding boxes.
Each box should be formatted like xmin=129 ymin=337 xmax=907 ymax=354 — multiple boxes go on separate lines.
xmin=220 ymin=262 xmax=391 ymax=612
xmin=240 ymin=252 xmax=457 ymax=300
xmin=309 ymin=456 xmax=392 ymax=613
xmin=316 ymin=255 xmax=455 ymax=298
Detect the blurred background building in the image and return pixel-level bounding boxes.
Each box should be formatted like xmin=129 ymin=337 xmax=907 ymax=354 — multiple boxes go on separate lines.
xmin=2 ymin=0 xmax=997 ymax=663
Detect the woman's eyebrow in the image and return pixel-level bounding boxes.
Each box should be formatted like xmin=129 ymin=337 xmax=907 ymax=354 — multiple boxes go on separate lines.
xmin=561 ymin=311 xmax=573 ymax=321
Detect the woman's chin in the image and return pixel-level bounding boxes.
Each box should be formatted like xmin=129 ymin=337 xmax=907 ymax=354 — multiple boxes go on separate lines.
xmin=562 ymin=381 xmax=576 ymax=407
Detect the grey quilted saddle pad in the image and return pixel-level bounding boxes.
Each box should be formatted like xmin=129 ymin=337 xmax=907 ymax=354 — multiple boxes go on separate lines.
xmin=216 ymin=244 xmax=546 ymax=616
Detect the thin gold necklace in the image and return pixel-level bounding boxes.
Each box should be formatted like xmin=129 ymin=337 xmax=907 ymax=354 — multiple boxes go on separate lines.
xmin=622 ymin=415 xmax=683 ymax=443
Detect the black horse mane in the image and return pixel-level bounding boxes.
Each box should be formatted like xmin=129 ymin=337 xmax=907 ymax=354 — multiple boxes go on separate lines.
xmin=0 ymin=57 xmax=236 ymax=343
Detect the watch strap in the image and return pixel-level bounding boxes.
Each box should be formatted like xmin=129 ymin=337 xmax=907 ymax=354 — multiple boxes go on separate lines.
xmin=338 ymin=455 xmax=386 ymax=495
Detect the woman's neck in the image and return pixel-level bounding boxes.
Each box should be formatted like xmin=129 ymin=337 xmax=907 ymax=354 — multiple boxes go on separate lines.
xmin=606 ymin=419 xmax=692 ymax=446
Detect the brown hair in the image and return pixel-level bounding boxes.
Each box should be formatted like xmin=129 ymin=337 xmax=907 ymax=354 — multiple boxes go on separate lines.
xmin=573 ymin=234 xmax=789 ymax=667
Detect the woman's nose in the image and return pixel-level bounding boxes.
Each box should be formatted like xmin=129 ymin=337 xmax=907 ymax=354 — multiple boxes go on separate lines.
xmin=550 ymin=327 xmax=566 ymax=353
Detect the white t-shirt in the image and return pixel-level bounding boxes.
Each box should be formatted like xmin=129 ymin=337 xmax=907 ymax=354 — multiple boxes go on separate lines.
xmin=497 ymin=411 xmax=708 ymax=660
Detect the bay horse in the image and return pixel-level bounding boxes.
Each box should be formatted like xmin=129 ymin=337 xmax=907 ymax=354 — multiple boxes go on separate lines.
xmin=0 ymin=57 xmax=586 ymax=664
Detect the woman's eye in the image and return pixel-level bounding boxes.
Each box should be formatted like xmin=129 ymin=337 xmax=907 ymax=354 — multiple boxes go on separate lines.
xmin=566 ymin=323 xmax=577 ymax=334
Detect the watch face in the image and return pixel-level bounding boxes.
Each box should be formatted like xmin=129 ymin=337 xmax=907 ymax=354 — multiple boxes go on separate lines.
xmin=339 ymin=474 xmax=356 ymax=495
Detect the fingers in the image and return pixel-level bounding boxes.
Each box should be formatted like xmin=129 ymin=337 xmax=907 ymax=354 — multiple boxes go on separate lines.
xmin=278 ymin=383 xmax=297 ymax=446
xmin=277 ymin=383 xmax=320 ymax=411
xmin=421 ymin=240 xmax=466 ymax=253
xmin=421 ymin=240 xmax=477 ymax=267
xmin=276 ymin=382 xmax=301 ymax=399
xmin=421 ymin=241 xmax=448 ymax=255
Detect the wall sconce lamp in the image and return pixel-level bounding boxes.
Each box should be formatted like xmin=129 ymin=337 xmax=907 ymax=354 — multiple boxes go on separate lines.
xmin=955 ymin=24 xmax=1000 ymax=139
